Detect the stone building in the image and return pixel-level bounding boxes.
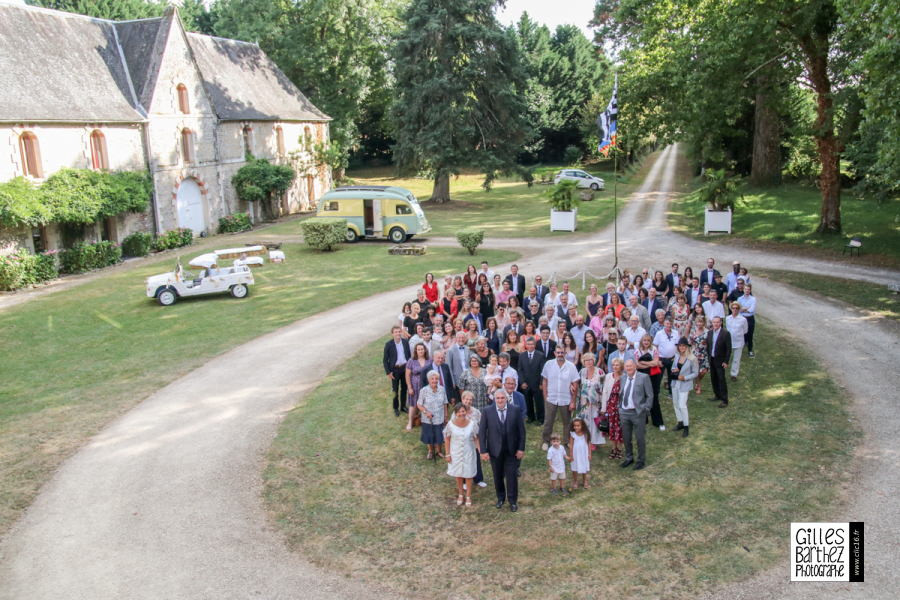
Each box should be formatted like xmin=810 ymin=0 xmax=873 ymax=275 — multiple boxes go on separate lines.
xmin=0 ymin=2 xmax=330 ymax=255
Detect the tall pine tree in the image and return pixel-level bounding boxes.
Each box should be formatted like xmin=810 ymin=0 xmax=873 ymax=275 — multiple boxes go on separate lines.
xmin=391 ymin=0 xmax=529 ymax=203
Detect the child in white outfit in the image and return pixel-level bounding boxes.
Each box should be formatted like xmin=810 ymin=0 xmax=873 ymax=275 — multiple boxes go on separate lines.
xmin=546 ymin=433 xmax=571 ymax=495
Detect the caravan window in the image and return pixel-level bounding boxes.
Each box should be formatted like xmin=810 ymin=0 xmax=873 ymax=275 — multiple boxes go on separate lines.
xmin=325 ymin=201 xmax=339 ymax=211
xmin=395 ymin=204 xmax=412 ymax=215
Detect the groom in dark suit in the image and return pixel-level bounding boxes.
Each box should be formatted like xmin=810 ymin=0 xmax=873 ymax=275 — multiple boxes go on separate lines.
xmin=480 ymin=389 xmax=526 ymax=512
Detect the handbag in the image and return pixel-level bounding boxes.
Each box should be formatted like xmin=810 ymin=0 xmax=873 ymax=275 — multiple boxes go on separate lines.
xmin=649 ymin=366 xmax=662 ymax=376
xmin=594 ymin=414 xmax=609 ymax=433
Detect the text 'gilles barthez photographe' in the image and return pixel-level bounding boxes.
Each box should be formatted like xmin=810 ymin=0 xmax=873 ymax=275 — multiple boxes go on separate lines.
xmin=790 ymin=522 xmax=864 ymax=582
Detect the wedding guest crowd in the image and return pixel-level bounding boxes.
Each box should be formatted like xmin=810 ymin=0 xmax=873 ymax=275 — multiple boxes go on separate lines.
xmin=382 ymin=258 xmax=757 ymax=508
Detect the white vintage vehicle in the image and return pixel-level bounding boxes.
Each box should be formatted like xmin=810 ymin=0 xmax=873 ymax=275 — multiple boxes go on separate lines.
xmin=146 ymin=258 xmax=254 ymax=306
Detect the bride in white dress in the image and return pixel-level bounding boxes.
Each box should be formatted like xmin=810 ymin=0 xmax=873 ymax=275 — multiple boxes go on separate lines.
xmin=444 ymin=403 xmax=480 ymax=507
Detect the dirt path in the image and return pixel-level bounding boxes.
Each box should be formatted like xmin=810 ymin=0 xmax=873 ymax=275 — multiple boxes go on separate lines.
xmin=1 ymin=146 xmax=896 ymax=599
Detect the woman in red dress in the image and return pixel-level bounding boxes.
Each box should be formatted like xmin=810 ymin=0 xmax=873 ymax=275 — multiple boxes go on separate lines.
xmin=463 ymin=264 xmax=479 ymax=297
xmin=601 ymin=357 xmax=625 ymax=459
xmin=423 ymin=272 xmax=439 ymax=303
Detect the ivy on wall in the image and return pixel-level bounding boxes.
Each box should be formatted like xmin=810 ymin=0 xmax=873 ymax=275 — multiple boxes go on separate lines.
xmin=0 ymin=169 xmax=152 ymax=229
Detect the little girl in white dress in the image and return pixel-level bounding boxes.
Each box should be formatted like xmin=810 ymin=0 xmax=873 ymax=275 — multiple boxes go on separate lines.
xmin=569 ymin=418 xmax=592 ymax=489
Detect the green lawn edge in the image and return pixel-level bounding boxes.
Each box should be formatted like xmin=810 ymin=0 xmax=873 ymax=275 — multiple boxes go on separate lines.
xmin=264 ymin=320 xmax=856 ymax=599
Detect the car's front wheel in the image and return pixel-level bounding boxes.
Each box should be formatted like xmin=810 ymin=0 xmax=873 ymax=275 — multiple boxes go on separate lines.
xmin=590 ymin=182 xmax=599 ymax=190
xmin=388 ymin=227 xmax=406 ymax=244
xmin=345 ymin=228 xmax=359 ymax=243
xmin=230 ymin=283 xmax=249 ymax=298
xmin=157 ymin=288 xmax=177 ymax=306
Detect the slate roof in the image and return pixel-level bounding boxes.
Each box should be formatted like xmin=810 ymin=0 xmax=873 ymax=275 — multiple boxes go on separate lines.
xmin=0 ymin=4 xmax=143 ymax=122
xmin=0 ymin=3 xmax=329 ymax=124
xmin=187 ymin=33 xmax=330 ymax=122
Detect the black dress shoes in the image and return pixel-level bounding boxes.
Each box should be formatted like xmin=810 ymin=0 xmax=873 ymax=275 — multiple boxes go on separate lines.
xmin=633 ymin=462 xmax=645 ymax=470
xmin=394 ymin=408 xmax=400 ymax=417
xmin=620 ymin=459 xmax=634 ymax=468
xmin=682 ymin=425 xmax=689 ymax=437
xmin=718 ymin=401 xmax=728 ymax=408
xmin=510 ymin=503 xmax=518 ymax=512
xmin=674 ymin=421 xmax=684 ymax=431
xmin=495 ymin=500 xmax=505 ymax=509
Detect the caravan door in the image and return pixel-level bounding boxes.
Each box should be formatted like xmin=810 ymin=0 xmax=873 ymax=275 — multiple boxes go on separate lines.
xmin=371 ymin=198 xmax=383 ymax=236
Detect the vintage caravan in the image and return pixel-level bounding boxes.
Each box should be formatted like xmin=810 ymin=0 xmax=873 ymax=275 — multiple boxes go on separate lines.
xmin=315 ymin=186 xmax=432 ymax=243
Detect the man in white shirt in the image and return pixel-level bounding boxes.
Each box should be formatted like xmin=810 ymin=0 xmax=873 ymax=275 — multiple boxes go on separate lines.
xmin=652 ymin=319 xmax=679 ymax=392
xmin=540 ymin=346 xmax=580 ymax=450
xmin=736 ymin=284 xmax=756 ymax=357
xmin=622 ymin=315 xmax=647 ymax=350
xmin=702 ymin=291 xmax=726 ymax=323
xmin=725 ymin=302 xmax=748 ymax=380
xmin=560 ymin=281 xmax=578 ymax=307
xmin=479 ymin=260 xmax=495 ymax=285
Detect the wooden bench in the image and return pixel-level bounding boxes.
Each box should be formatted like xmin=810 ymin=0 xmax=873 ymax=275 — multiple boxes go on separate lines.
xmin=842 ymin=236 xmax=862 ymax=256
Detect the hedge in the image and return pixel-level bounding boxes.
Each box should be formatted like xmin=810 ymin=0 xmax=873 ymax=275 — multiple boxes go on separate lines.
xmin=121 ymin=232 xmax=154 ymax=257
xmin=300 ymin=219 xmax=346 ymax=251
xmin=59 ymin=241 xmax=122 ymax=274
xmin=151 ymin=228 xmax=194 ymax=252
xmin=218 ymin=212 xmax=252 ymax=234
xmin=0 ymin=250 xmax=59 ymax=291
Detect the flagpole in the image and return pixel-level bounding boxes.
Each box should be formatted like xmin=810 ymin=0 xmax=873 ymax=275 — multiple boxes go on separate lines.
xmin=603 ymin=72 xmax=623 ymax=285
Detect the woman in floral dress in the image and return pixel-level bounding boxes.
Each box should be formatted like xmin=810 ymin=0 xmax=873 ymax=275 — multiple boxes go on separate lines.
xmin=457 ymin=354 xmax=489 ymax=410
xmin=690 ymin=316 xmax=710 ymax=395
xmin=576 ymin=352 xmax=606 ymax=449
xmin=600 ymin=357 xmax=624 ymax=459
xmin=670 ymin=293 xmax=691 ymax=337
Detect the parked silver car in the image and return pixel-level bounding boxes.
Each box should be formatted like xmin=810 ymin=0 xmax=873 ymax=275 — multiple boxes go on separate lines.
xmin=553 ymin=169 xmax=605 ymax=190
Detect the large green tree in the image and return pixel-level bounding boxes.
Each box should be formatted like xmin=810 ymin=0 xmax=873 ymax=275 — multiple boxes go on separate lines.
xmin=213 ymin=0 xmax=403 ymax=179
xmin=516 ymin=14 xmax=610 ymax=162
xmin=392 ymin=0 xmax=529 ymax=202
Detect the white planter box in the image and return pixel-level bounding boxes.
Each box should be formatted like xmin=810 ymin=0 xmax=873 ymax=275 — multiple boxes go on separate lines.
xmin=704 ymin=207 xmax=732 ymax=235
xmin=550 ymin=208 xmax=577 ymax=232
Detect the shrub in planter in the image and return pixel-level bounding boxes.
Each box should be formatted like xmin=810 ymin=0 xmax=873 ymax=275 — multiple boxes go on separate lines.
xmin=547 ymin=180 xmax=580 ymax=212
xmin=456 ymin=230 xmax=484 ymax=256
xmin=151 ymin=228 xmax=194 ymax=252
xmin=122 ymin=232 xmax=153 ymax=257
xmin=301 ymin=218 xmax=346 ymax=251
xmin=59 ymin=241 xmax=122 ymax=274
xmin=218 ymin=212 xmax=252 ymax=234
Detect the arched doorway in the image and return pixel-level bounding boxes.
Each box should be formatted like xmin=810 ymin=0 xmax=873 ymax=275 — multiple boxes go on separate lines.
xmin=175 ymin=178 xmax=205 ymax=234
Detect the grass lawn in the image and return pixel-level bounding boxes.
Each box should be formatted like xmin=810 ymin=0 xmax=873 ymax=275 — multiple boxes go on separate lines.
xmin=263 ymin=161 xmax=644 ymax=239
xmin=756 ymin=269 xmax=900 ymax=321
xmin=668 ymin=182 xmax=900 ymax=268
xmin=264 ymin=320 xmax=855 ymax=599
xmin=0 ymin=243 xmax=517 ymax=534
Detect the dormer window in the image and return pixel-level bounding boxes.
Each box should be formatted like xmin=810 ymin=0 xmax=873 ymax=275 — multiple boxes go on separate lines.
xmin=181 ymin=128 xmax=195 ymax=164
xmin=177 ymin=84 xmax=190 ymax=114
xmin=19 ymin=132 xmax=43 ymax=178
xmin=90 ymin=130 xmax=108 ymax=170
